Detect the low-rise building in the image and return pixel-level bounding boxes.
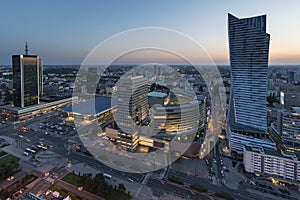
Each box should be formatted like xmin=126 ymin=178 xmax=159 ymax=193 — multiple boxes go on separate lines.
xmin=61 ymin=95 xmax=116 ymax=127
xmin=244 ymin=146 xmax=300 ymax=183
xmin=1 ymin=96 xmax=78 ymax=118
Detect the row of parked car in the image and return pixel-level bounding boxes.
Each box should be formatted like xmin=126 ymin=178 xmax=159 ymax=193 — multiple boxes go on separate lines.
xmin=23 ymin=142 xmax=51 ymax=156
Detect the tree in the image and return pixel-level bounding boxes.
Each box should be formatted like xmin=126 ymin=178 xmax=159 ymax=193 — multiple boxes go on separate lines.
xmin=215 ymin=191 xmax=234 ymax=200
xmin=118 ymin=183 xmax=126 ymax=193
xmin=198 ymin=85 xmax=203 ymax=92
xmin=190 ymin=184 xmax=208 ymax=193
xmin=95 ymin=173 xmax=105 ymax=182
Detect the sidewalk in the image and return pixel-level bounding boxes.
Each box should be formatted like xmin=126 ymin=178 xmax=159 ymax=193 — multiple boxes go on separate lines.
xmin=246 ymin=188 xmax=287 ymax=200
xmin=223 ymin=157 xmax=246 ymax=190
xmin=0 ymin=135 xmax=17 ymax=145
xmin=70 ymin=162 xmax=99 ymax=177
xmin=0 ymin=170 xmax=27 ymax=191
xmin=56 ymin=179 xmax=104 ymax=200
xmin=71 ymin=162 xmax=153 ymax=200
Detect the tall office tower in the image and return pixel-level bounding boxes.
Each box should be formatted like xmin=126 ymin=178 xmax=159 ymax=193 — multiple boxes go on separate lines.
xmin=115 ymin=76 xmax=148 ymax=151
xmin=12 ymin=43 xmax=43 ymax=108
xmin=38 ymin=57 xmax=43 ymax=95
xmin=154 ymin=65 xmax=161 ymax=76
xmin=227 ymin=14 xmax=275 ymax=154
xmin=87 ymin=67 xmax=98 ymax=94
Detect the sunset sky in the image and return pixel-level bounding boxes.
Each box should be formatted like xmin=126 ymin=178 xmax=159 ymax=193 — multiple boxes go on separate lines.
xmin=0 ymin=0 xmax=299 ymax=65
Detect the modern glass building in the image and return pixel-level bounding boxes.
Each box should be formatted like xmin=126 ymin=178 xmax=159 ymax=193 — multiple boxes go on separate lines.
xmin=114 ymin=76 xmax=148 ymax=151
xmin=150 ymin=90 xmax=205 ymax=140
xmin=12 ymin=53 xmax=42 ymax=108
xmin=227 ymin=13 xmax=275 ymax=154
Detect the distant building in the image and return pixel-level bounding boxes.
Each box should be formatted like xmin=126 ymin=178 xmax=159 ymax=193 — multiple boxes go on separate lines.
xmin=227 ymin=13 xmax=274 ymax=154
xmin=244 ymin=146 xmax=300 ymax=183
xmin=154 ymin=65 xmax=161 ymax=76
xmin=12 ymin=43 xmax=43 ymax=108
xmin=87 ymin=67 xmax=98 ymax=94
xmin=289 ymin=71 xmax=295 ymax=83
xmin=295 ymin=72 xmax=300 ymax=84
xmin=282 ymin=91 xmax=300 ymax=111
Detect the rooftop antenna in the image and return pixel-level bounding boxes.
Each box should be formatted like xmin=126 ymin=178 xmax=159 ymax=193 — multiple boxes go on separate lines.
xmin=25 ymin=42 xmax=28 ymax=55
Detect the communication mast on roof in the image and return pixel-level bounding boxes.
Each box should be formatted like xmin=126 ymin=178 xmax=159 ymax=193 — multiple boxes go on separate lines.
xmin=25 ymin=42 xmax=29 ymax=55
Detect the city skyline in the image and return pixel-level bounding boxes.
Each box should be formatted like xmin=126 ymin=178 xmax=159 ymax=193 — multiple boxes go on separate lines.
xmin=0 ymin=1 xmax=299 ymax=65
xmin=1 ymin=4 xmax=300 ymax=198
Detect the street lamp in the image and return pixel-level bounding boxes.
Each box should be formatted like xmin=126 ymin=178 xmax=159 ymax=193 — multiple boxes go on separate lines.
xmin=6 ymin=176 xmax=14 ymax=181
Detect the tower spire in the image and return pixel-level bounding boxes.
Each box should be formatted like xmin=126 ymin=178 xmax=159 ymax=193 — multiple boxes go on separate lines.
xmin=25 ymin=42 xmax=28 ymax=55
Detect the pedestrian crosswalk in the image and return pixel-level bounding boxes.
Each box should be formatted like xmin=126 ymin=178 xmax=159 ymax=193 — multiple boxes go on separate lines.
xmin=141 ymin=173 xmax=152 ymax=184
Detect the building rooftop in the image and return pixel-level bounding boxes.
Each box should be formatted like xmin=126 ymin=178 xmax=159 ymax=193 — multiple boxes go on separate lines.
xmin=40 ymin=94 xmax=72 ymax=102
xmin=292 ymin=107 xmax=300 ymax=114
xmin=148 ymin=91 xmax=167 ymax=98
xmin=61 ymin=95 xmax=116 ymax=115
xmin=1 ymin=96 xmax=77 ymax=116
xmin=245 ymin=145 xmax=300 ymax=161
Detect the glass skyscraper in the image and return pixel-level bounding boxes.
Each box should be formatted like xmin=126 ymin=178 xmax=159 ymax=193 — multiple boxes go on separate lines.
xmin=227 ymin=13 xmax=275 ymax=154
xmin=12 ymin=54 xmax=42 ymax=108
xmin=114 ymin=76 xmax=148 ymax=151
